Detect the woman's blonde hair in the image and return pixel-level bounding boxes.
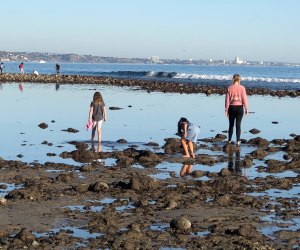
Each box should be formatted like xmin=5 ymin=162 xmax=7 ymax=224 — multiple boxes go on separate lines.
xmin=233 ymin=74 xmax=241 ymax=84
xmin=93 ymin=92 xmax=104 ymax=105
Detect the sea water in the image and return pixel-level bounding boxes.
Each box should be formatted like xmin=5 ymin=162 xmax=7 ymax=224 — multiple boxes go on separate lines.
xmin=0 ymin=82 xmax=299 ymax=164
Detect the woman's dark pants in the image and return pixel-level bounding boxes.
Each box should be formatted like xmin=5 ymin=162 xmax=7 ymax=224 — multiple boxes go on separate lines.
xmin=228 ymin=105 xmax=244 ymax=141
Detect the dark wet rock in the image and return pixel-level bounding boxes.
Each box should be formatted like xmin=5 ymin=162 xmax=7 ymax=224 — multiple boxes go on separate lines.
xmin=116 ymin=155 xmax=135 ymax=166
xmin=250 ymin=148 xmax=269 ymax=159
xmin=265 ymin=159 xmax=286 ymax=173
xmin=222 ymin=143 xmax=239 ymax=152
xmin=0 ymin=184 xmax=7 ymax=190
xmin=166 ymin=200 xmax=177 ymax=210
xmin=266 ymin=146 xmax=281 ymax=153
xmin=170 ymin=217 xmax=192 ymax=231
xmin=56 ymin=172 xmax=75 ymax=183
xmin=89 ymin=181 xmax=109 ymax=192
xmin=215 ymin=194 xmax=231 ymax=204
xmin=51 ymin=120 xmax=55 ymax=123
xmin=218 ymin=168 xmax=231 ymax=177
xmin=211 ymin=177 xmax=244 ymax=192
xmin=170 ymin=171 xmax=177 ymax=178
xmin=15 ymin=228 xmax=36 ymax=246
xmin=272 ymin=121 xmax=279 ymax=124
xmin=290 ymin=133 xmax=297 ymax=138
xmin=214 ymin=134 xmax=227 ymax=141
xmin=294 ymin=135 xmax=300 ymax=141
xmin=249 ymin=128 xmax=261 ymax=134
xmin=191 ymin=170 xmax=206 ymax=178
xmin=128 ymin=105 xmax=132 ymax=108
xmin=247 ymin=137 xmax=270 ymax=147
xmin=80 ymin=164 xmax=97 ymax=172
xmin=135 ymin=150 xmax=161 ymax=167
xmin=61 ymin=128 xmax=79 ymax=133
xmin=73 ymin=183 xmax=89 ymax=193
xmin=41 ymin=140 xmax=48 ymax=144
xmin=128 ymin=173 xmax=159 ymax=192
xmin=109 ymin=106 xmax=123 ymax=110
xmin=145 ymin=141 xmax=159 ymax=147
xmin=238 ymin=224 xmax=260 ymax=238
xmin=38 ymin=122 xmax=48 ymax=129
xmin=46 ymin=153 xmax=56 ymax=157
xmin=271 ymin=139 xmax=286 ymax=145
xmin=163 ymin=138 xmax=181 ymax=154
xmin=117 ymin=138 xmax=127 ymax=143
xmin=68 ymin=145 xmax=96 ymax=163
xmin=195 ymin=155 xmax=216 ymax=166
xmin=277 ymin=179 xmax=293 ymax=189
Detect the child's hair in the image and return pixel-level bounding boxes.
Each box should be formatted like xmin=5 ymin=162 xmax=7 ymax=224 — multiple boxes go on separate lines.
xmin=233 ymin=74 xmax=241 ymax=83
xmin=93 ymin=92 xmax=104 ymax=105
xmin=178 ymin=117 xmax=189 ymax=135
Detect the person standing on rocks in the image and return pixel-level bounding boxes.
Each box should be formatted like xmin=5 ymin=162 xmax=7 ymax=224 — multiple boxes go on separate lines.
xmin=19 ymin=62 xmax=24 ymax=74
xmin=88 ymin=91 xmax=107 ymax=144
xmin=177 ymin=117 xmax=200 ymax=158
xmin=55 ymin=63 xmax=60 ymax=74
xmin=0 ymin=62 xmax=4 ymax=75
xmin=225 ymin=74 xmax=248 ymax=146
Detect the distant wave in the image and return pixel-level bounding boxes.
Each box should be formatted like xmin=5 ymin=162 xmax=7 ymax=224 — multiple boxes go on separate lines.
xmin=107 ymin=70 xmax=300 ymax=84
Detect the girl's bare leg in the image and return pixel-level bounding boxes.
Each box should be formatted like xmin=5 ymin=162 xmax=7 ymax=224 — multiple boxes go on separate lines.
xmin=181 ymin=139 xmax=190 ymax=157
xmin=188 ymin=141 xmax=195 ymax=158
xmin=91 ymin=125 xmax=96 ymax=143
xmin=180 ymin=164 xmax=188 ymax=177
xmin=97 ymin=120 xmax=103 ymax=143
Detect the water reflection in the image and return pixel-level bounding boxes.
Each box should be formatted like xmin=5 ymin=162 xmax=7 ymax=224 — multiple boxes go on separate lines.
xmin=227 ymin=150 xmax=242 ymax=175
xmin=180 ymin=164 xmax=193 ymax=177
xmin=19 ymin=83 xmax=23 ymax=92
xmin=55 ymin=83 xmax=60 ymax=91
xmin=91 ymin=142 xmax=102 ymax=153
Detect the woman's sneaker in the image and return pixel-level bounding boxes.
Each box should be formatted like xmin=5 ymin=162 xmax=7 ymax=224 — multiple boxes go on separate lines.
xmin=237 ymin=141 xmax=241 ymax=146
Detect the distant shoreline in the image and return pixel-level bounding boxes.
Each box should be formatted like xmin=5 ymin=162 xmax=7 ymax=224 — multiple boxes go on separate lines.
xmin=0 ymin=73 xmax=299 ymax=97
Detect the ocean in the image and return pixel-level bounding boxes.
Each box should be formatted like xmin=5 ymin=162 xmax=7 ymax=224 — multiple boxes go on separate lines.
xmin=2 ymin=62 xmax=300 ymax=90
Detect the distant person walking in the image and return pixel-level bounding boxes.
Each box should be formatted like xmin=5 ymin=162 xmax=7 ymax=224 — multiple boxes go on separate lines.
xmin=19 ymin=62 xmax=24 ymax=74
xmin=55 ymin=63 xmax=60 ymax=74
xmin=0 ymin=62 xmax=4 ymax=75
xmin=88 ymin=91 xmax=107 ymax=144
xmin=225 ymin=74 xmax=249 ymax=146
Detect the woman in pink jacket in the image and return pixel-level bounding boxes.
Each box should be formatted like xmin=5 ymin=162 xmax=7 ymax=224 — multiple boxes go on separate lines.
xmin=225 ymin=74 xmax=248 ymax=146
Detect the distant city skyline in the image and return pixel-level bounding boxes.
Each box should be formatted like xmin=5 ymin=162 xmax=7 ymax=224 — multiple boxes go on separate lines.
xmin=1 ymin=0 xmax=300 ymax=63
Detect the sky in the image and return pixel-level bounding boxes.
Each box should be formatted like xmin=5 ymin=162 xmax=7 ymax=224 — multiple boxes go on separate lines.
xmin=1 ymin=0 xmax=300 ymax=63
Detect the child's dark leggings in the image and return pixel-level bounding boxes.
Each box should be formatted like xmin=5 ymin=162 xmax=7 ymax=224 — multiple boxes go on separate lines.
xmin=228 ymin=105 xmax=244 ymax=141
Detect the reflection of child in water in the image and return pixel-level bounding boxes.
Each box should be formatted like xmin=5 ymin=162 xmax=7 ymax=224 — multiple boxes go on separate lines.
xmin=177 ymin=117 xmax=200 ymax=158
xmin=180 ymin=164 xmax=193 ymax=177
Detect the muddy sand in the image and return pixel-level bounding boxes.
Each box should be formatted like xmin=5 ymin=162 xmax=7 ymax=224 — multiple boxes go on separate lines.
xmin=0 ymin=134 xmax=299 ymax=249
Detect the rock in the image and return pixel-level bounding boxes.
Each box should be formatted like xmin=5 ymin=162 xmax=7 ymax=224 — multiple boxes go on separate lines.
xmin=272 ymin=121 xmax=279 ymax=124
xmin=170 ymin=217 xmax=192 ymax=231
xmin=15 ymin=228 xmax=36 ymax=246
xmin=214 ymin=134 xmax=227 ymax=141
xmin=166 ymin=200 xmax=177 ymax=210
xmin=117 ymin=139 xmax=127 ymax=143
xmin=56 ymin=173 xmax=75 ymax=183
xmin=216 ymin=194 xmax=231 ymax=204
xmin=145 ymin=142 xmax=159 ymax=147
xmin=109 ymin=106 xmax=123 ymax=110
xmin=222 ymin=143 xmax=239 ymax=152
xmin=191 ymin=170 xmax=206 ymax=178
xmin=250 ymin=148 xmax=269 ymax=159
xmin=170 ymin=171 xmax=177 ymax=178
xmin=135 ymin=150 xmax=161 ymax=167
xmin=128 ymin=173 xmax=159 ymax=192
xmin=38 ymin=122 xmax=48 ymax=129
xmin=61 ymin=128 xmax=79 ymax=133
xmin=163 ymin=138 xmax=182 ymax=154
xmin=116 ymin=155 xmax=135 ymax=166
xmin=247 ymin=137 xmax=270 ymax=147
xmin=74 ymin=183 xmax=89 ymax=193
xmin=0 ymin=198 xmax=7 ymax=205
xmin=46 ymin=153 xmax=56 ymax=157
xmin=218 ymin=168 xmax=231 ymax=177
xmin=249 ymin=128 xmax=261 ymax=134
xmin=89 ymin=181 xmax=109 ymax=192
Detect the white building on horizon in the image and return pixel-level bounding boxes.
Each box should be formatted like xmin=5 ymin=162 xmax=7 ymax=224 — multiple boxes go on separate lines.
xmin=150 ymin=56 xmax=160 ymax=63
xmin=235 ymin=56 xmax=245 ymax=64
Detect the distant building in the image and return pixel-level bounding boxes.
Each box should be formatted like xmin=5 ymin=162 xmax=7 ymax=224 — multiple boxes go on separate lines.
xmin=235 ymin=56 xmax=245 ymax=64
xmin=150 ymin=56 xmax=160 ymax=63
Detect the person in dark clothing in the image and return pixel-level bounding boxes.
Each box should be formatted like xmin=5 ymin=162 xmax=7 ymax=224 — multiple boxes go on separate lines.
xmin=55 ymin=63 xmax=60 ymax=74
xmin=0 ymin=62 xmax=4 ymax=74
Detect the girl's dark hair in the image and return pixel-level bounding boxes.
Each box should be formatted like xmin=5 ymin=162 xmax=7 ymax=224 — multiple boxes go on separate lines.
xmin=177 ymin=117 xmax=189 ymax=135
xmin=93 ymin=92 xmax=104 ymax=105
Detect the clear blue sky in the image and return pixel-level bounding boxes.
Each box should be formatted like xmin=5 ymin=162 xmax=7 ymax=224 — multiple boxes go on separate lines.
xmin=1 ymin=0 xmax=299 ymax=63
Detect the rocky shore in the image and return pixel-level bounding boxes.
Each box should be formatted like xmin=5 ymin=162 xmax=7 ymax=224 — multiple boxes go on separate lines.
xmin=1 ymin=73 xmax=300 ymax=97
xmin=0 ymin=133 xmax=299 ymax=249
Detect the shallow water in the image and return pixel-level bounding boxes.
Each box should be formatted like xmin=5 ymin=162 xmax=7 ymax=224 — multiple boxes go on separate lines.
xmin=0 ymin=83 xmax=299 ymax=164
